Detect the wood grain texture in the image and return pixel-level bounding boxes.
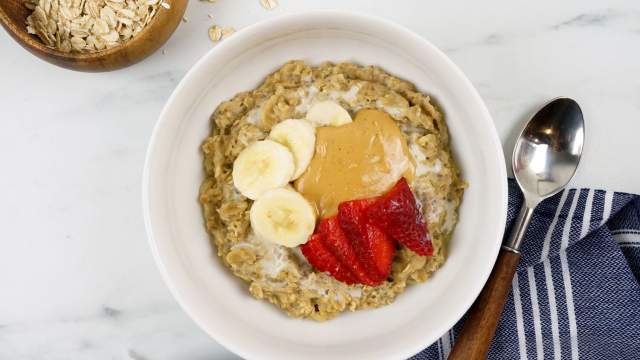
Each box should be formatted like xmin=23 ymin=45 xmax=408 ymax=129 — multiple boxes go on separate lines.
xmin=0 ymin=0 xmax=187 ymax=72
xmin=448 ymin=249 xmax=521 ymax=360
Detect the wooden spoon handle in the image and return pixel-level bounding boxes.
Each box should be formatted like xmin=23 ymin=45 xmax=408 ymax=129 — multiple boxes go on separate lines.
xmin=448 ymin=249 xmax=521 ymax=360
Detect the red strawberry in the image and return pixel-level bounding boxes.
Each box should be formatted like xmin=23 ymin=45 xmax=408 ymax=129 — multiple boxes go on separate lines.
xmin=366 ymin=223 xmax=396 ymax=276
xmin=337 ymin=199 xmax=384 ymax=282
xmin=318 ymin=217 xmax=375 ymax=285
xmin=338 ymin=199 xmax=396 ymax=284
xmin=367 ymin=178 xmax=433 ymax=256
xmin=301 ymin=233 xmax=356 ymax=284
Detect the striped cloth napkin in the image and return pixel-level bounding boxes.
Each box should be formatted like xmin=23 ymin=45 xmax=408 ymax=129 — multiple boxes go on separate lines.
xmin=414 ymin=179 xmax=640 ymax=360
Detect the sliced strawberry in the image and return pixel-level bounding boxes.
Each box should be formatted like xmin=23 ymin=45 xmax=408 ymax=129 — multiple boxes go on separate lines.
xmin=366 ymin=223 xmax=396 ymax=277
xmin=318 ymin=217 xmax=376 ymax=285
xmin=337 ymin=199 xmax=386 ymax=283
xmin=337 ymin=198 xmax=376 ymax=246
xmin=302 ymin=185 xmax=424 ymax=285
xmin=367 ymin=178 xmax=433 ymax=256
xmin=301 ymin=233 xmax=356 ymax=284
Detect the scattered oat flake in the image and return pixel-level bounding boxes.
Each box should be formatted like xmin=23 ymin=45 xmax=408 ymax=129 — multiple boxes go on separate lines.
xmin=160 ymin=1 xmax=171 ymax=9
xmin=208 ymin=14 xmax=214 ymax=19
xmin=259 ymin=0 xmax=278 ymax=10
xmin=182 ymin=16 xmax=188 ymax=23
xmin=222 ymin=26 xmax=235 ymax=39
xmin=208 ymin=25 xmax=222 ymax=41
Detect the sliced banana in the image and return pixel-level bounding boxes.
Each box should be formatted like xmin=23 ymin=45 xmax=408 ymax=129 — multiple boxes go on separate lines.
xmin=232 ymin=140 xmax=295 ymax=200
xmin=305 ymin=100 xmax=353 ymax=127
xmin=268 ymin=119 xmax=316 ymax=180
xmin=250 ymin=187 xmax=317 ymax=247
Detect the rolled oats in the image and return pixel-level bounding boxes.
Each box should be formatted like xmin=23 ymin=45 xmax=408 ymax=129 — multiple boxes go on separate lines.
xmin=221 ymin=26 xmax=235 ymax=39
xmin=208 ymin=25 xmax=222 ymax=42
xmin=259 ymin=0 xmax=278 ymax=10
xmin=24 ymin=0 xmax=164 ymax=53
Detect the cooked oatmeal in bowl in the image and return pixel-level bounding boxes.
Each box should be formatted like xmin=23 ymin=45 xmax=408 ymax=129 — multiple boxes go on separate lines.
xmin=199 ymin=60 xmax=465 ymax=321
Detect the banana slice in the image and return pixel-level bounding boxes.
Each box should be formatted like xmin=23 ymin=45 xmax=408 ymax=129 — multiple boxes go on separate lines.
xmin=268 ymin=119 xmax=316 ymax=180
xmin=305 ymin=100 xmax=352 ymax=127
xmin=232 ymin=140 xmax=295 ymax=200
xmin=250 ymin=187 xmax=317 ymax=247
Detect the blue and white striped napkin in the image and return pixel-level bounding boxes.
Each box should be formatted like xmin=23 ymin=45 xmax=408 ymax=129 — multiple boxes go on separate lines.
xmin=414 ymin=179 xmax=640 ymax=360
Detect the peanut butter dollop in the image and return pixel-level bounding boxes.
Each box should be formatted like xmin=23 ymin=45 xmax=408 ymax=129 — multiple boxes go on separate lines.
xmin=295 ymin=109 xmax=415 ymax=218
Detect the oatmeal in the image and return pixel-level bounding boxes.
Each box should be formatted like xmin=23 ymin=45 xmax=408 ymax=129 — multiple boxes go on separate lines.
xmin=199 ymin=60 xmax=465 ymax=320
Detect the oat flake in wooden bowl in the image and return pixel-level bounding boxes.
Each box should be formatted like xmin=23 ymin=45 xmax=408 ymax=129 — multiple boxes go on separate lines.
xmin=24 ymin=0 xmax=168 ymax=53
xmin=0 ymin=0 xmax=187 ymax=71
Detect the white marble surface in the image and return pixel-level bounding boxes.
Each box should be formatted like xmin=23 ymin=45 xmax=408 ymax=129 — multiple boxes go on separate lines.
xmin=1 ymin=0 xmax=639 ymax=359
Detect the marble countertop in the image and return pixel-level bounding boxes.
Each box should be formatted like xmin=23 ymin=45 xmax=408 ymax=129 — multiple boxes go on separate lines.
xmin=1 ymin=0 xmax=639 ymax=358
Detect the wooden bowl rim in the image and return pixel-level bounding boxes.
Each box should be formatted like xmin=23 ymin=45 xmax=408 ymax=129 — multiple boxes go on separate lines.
xmin=0 ymin=2 xmax=180 ymax=60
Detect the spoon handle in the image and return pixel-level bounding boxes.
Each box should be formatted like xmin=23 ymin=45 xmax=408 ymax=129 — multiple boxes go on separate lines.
xmin=448 ymin=249 xmax=521 ymax=360
xmin=448 ymin=203 xmax=534 ymax=359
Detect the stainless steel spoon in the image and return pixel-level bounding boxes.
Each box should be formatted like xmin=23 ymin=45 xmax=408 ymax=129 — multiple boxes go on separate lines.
xmin=449 ymin=98 xmax=585 ymax=360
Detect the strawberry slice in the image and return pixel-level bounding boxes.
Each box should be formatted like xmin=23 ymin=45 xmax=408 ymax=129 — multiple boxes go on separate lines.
xmin=337 ymin=199 xmax=385 ymax=282
xmin=301 ymin=233 xmax=356 ymax=284
xmin=318 ymin=217 xmax=376 ymax=286
xmin=367 ymin=178 xmax=433 ymax=256
xmin=366 ymin=223 xmax=396 ymax=276
xmin=337 ymin=198 xmax=396 ymax=284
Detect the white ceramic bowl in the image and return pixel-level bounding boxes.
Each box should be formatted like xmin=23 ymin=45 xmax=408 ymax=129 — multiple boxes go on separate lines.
xmin=143 ymin=10 xmax=507 ymax=360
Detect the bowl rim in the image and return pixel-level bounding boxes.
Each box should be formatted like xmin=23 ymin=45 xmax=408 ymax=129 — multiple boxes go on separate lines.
xmin=143 ymin=9 xmax=508 ymax=359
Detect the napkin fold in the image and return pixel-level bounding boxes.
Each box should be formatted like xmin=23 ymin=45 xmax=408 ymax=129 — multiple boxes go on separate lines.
xmin=414 ymin=180 xmax=640 ymax=360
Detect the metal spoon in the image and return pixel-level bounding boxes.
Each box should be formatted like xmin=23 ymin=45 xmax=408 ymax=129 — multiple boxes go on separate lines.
xmin=449 ymin=98 xmax=584 ymax=360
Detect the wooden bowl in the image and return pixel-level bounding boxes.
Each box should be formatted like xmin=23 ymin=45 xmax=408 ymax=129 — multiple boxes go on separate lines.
xmin=0 ymin=0 xmax=188 ymax=72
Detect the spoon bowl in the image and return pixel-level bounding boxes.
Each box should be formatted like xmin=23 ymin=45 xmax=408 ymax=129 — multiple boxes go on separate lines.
xmin=0 ymin=0 xmax=187 ymax=72
xmin=513 ymin=97 xmax=585 ymax=206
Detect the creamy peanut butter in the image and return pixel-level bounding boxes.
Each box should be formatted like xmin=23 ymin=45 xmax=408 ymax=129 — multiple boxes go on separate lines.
xmin=295 ymin=109 xmax=415 ymax=218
